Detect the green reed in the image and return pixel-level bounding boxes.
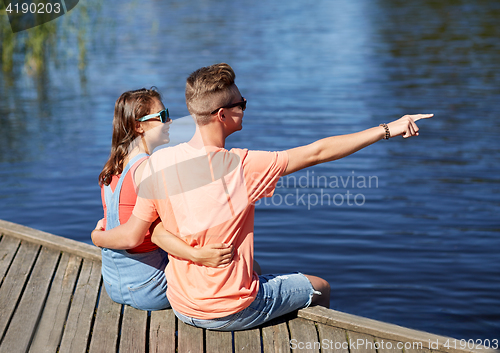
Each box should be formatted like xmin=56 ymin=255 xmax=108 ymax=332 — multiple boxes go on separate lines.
xmin=0 ymin=0 xmax=99 ymax=75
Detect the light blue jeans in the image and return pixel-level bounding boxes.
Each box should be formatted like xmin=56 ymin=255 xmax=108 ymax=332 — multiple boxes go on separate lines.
xmin=173 ymin=273 xmax=315 ymax=331
xmin=101 ymin=153 xmax=170 ymax=311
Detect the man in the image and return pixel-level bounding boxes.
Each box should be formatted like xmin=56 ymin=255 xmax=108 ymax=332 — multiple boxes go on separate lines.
xmin=92 ymin=63 xmax=432 ymax=331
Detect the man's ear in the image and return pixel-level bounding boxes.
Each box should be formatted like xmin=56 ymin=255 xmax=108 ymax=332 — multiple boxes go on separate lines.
xmin=216 ymin=109 xmax=225 ymax=122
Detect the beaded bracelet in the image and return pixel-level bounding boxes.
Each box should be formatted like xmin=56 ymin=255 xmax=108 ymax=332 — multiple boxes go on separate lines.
xmin=379 ymin=123 xmax=390 ymax=140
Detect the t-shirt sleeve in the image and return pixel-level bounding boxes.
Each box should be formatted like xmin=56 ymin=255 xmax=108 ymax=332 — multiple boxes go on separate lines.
xmin=132 ymin=160 xmax=160 ymax=223
xmin=242 ymin=150 xmax=289 ymax=204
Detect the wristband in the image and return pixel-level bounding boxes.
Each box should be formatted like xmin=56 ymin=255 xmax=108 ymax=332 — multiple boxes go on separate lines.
xmin=379 ymin=123 xmax=390 ymax=140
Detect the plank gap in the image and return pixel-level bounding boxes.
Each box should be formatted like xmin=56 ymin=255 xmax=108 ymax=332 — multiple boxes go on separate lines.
xmin=116 ymin=303 xmax=125 ymax=353
xmin=25 ymin=250 xmax=64 ymax=353
xmin=85 ymin=278 xmax=105 ymax=353
xmin=203 ymin=327 xmax=207 ymax=353
xmin=146 ymin=311 xmax=151 ymax=353
xmin=175 ymin=314 xmax=178 ymax=351
xmin=0 ymin=242 xmax=41 ymax=346
xmin=0 ymin=236 xmax=22 ymax=288
xmin=56 ymin=256 xmax=84 ymax=353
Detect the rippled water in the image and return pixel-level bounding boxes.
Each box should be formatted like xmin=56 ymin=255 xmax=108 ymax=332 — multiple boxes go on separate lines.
xmin=1 ymin=0 xmax=499 ymax=340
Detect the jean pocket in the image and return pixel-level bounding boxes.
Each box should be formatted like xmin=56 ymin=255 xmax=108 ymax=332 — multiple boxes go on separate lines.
xmin=192 ymin=311 xmax=242 ymax=331
xmin=128 ymin=276 xmax=170 ymax=311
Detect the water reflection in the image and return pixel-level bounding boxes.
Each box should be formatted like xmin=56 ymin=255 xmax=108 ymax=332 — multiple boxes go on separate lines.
xmin=0 ymin=0 xmax=102 ymax=74
xmin=0 ymin=0 xmax=104 ymax=164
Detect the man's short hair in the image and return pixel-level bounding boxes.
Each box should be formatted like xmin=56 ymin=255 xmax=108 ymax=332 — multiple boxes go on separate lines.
xmin=185 ymin=63 xmax=236 ymax=125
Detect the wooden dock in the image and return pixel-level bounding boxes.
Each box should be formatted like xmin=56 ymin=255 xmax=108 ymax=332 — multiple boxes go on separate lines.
xmin=0 ymin=219 xmax=495 ymax=353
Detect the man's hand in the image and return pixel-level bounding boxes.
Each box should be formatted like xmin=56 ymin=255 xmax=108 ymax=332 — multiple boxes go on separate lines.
xmin=387 ymin=114 xmax=433 ymax=138
xmin=193 ymin=243 xmax=234 ymax=267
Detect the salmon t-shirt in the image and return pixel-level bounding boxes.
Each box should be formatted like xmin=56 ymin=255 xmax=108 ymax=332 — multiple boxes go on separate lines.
xmin=133 ymin=143 xmax=288 ymax=319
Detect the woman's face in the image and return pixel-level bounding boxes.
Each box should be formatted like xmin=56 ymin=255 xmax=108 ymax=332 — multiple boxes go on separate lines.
xmin=140 ymin=98 xmax=172 ymax=152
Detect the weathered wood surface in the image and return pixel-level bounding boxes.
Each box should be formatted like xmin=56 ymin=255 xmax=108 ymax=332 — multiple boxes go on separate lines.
xmin=150 ymin=309 xmax=176 ymax=353
xmin=29 ymin=253 xmax=81 ymax=353
xmin=88 ymin=285 xmax=121 ymax=353
xmin=262 ymin=316 xmax=291 ymax=353
xmin=0 ymin=219 xmax=100 ymax=261
xmin=234 ymin=328 xmax=261 ymax=352
xmin=1 ymin=220 xmax=496 ymax=353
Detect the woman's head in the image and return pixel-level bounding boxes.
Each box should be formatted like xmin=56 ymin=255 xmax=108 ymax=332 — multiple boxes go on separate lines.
xmin=99 ymin=88 xmax=167 ymax=186
xmin=112 ymin=88 xmax=162 ymax=147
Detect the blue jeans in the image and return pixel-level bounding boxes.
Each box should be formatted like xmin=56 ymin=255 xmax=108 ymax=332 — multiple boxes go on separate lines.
xmin=101 ymin=248 xmax=170 ymax=311
xmin=173 ymin=273 xmax=315 ymax=331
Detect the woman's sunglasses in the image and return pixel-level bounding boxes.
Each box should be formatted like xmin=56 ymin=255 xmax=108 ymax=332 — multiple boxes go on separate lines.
xmin=211 ymin=97 xmax=246 ymax=115
xmin=136 ymin=109 xmax=171 ymax=123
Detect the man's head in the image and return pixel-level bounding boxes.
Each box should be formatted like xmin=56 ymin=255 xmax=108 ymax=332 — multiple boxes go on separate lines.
xmin=185 ymin=63 xmax=243 ymax=127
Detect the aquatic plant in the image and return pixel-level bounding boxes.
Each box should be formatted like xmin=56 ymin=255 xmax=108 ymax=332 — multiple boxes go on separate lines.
xmin=0 ymin=0 xmax=100 ymax=75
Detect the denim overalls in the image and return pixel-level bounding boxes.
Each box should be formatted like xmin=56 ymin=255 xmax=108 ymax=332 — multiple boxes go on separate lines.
xmin=101 ymin=153 xmax=170 ymax=311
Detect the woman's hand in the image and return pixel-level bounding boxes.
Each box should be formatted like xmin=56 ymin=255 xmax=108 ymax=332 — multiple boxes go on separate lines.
xmin=192 ymin=243 xmax=234 ymax=267
xmin=91 ymin=218 xmax=105 ymax=247
xmin=95 ymin=218 xmax=105 ymax=231
xmin=387 ymin=114 xmax=433 ymax=138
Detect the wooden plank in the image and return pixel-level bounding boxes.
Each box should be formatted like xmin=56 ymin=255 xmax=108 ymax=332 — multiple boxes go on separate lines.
xmin=347 ymin=331 xmax=376 ymax=353
xmin=149 ymin=309 xmax=176 ymax=353
xmin=297 ymin=307 xmax=495 ymax=353
xmin=288 ymin=317 xmax=319 ymax=353
xmin=0 ymin=219 xmax=101 ymax=261
xmin=119 ymin=305 xmax=148 ymax=353
xmin=316 ymin=324 xmax=348 ymax=353
xmin=0 ymin=241 xmax=39 ymax=338
xmin=177 ymin=320 xmax=204 ymax=353
xmin=206 ymin=330 xmax=232 ymax=353
xmin=405 ymin=347 xmax=431 ymax=353
xmin=88 ymin=285 xmax=121 ymax=353
xmin=0 ymin=247 xmax=60 ymax=353
xmin=262 ymin=316 xmax=291 ymax=353
xmin=234 ymin=328 xmax=261 ymax=352
xmin=0 ymin=235 xmax=20 ymax=285
xmin=376 ymin=338 xmax=403 ymax=353
xmin=59 ymin=258 xmax=101 ymax=353
xmin=29 ymin=253 xmax=82 ymax=353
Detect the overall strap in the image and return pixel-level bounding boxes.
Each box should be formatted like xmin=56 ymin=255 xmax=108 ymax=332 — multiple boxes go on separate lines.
xmin=113 ymin=153 xmax=149 ymax=196
xmin=103 ymin=153 xmax=149 ymax=227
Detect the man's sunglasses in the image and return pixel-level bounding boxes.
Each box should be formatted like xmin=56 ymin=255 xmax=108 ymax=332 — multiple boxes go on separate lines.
xmin=136 ymin=109 xmax=171 ymax=123
xmin=211 ymin=97 xmax=246 ymax=115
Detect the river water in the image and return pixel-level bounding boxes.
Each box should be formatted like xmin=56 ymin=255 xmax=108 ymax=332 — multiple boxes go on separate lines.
xmin=1 ymin=0 xmax=499 ymax=341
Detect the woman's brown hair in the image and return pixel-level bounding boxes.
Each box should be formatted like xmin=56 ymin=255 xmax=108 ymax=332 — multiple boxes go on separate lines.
xmin=98 ymin=88 xmax=161 ymax=186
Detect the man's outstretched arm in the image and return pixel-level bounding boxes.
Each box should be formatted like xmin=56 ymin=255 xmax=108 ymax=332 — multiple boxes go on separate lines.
xmin=283 ymin=114 xmax=432 ymax=175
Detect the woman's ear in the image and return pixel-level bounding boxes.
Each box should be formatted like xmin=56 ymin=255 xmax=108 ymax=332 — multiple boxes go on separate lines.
xmin=135 ymin=121 xmax=144 ymax=134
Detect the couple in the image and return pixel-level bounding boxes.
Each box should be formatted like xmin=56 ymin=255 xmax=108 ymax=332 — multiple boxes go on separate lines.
xmin=92 ymin=62 xmax=432 ymax=331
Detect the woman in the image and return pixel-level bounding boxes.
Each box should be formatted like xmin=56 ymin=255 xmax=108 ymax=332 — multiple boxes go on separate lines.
xmin=95 ymin=88 xmax=232 ymax=310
